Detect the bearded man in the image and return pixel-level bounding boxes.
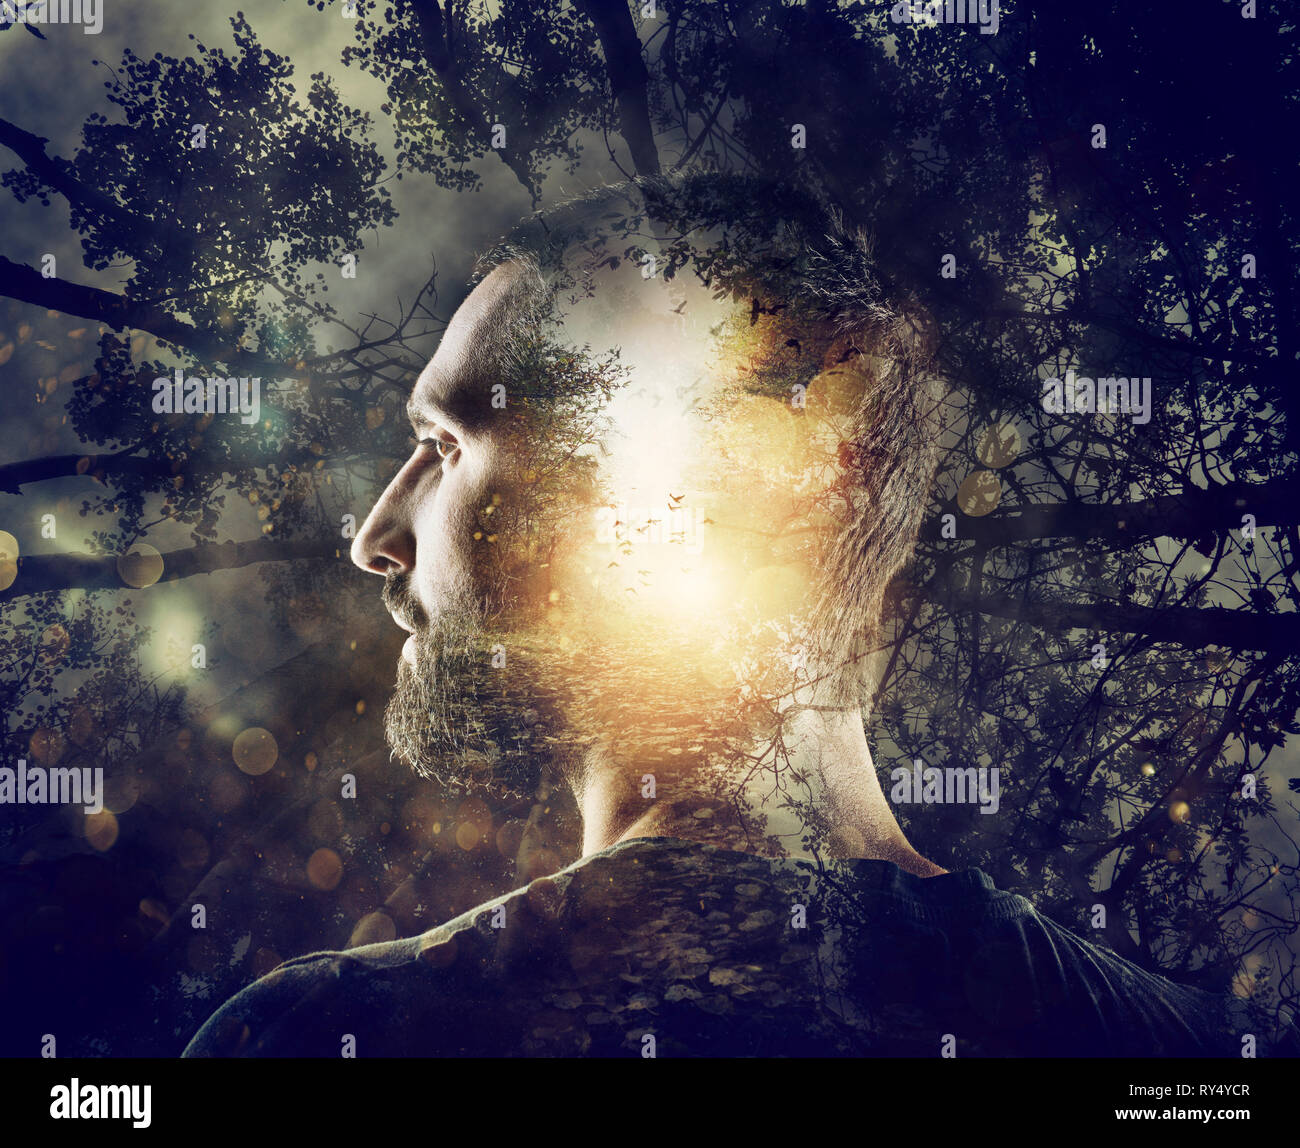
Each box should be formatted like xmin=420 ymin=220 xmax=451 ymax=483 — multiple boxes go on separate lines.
xmin=186 ymin=175 xmax=1296 ymax=1058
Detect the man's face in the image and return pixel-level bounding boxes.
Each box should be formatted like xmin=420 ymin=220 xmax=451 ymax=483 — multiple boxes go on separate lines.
xmin=352 ymin=250 xmax=863 ymax=790
xmin=350 ymin=261 xmax=548 ymax=790
xmin=351 ymin=261 xmax=524 ymax=643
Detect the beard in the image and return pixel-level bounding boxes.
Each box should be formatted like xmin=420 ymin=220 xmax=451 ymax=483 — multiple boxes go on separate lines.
xmin=381 ymin=573 xmax=567 ymax=800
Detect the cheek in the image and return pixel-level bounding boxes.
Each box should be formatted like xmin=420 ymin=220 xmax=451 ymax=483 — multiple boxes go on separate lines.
xmin=413 ymin=451 xmax=496 ymax=602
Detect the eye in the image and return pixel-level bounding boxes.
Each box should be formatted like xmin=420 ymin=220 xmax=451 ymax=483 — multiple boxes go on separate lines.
xmin=410 ymin=431 xmax=458 ymax=461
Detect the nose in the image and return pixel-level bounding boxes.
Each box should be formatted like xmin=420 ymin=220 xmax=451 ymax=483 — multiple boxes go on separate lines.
xmin=350 ymin=464 xmax=417 ymax=576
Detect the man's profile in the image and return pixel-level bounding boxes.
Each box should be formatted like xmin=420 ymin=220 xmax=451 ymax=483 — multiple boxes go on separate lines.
xmin=185 ymin=175 xmax=1297 ymax=1058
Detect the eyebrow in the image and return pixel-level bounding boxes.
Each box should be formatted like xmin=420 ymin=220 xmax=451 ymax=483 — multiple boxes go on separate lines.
xmin=405 ymin=393 xmax=448 ymax=428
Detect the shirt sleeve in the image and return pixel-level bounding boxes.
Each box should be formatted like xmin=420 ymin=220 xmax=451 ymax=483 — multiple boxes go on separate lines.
xmin=182 ymin=955 xmax=354 ymax=1057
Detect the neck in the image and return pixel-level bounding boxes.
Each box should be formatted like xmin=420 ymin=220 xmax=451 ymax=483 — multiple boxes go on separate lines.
xmin=570 ymin=706 xmax=946 ymax=877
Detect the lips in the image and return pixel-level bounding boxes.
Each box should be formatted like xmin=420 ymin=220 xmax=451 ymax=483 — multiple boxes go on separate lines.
xmin=381 ymin=574 xmax=425 ymax=639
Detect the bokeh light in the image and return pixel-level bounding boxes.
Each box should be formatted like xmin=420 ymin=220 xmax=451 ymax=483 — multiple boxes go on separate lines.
xmin=976 ymin=422 xmax=1022 ymax=468
xmin=84 ymin=809 xmax=119 ymax=852
xmin=957 ymin=471 xmax=1002 ymax=516
xmin=117 ymin=543 xmax=164 ymax=588
xmin=0 ymin=528 xmax=18 ymax=591
xmin=232 ymin=727 xmax=278 ymax=775
xmin=306 ymin=848 xmax=343 ymax=890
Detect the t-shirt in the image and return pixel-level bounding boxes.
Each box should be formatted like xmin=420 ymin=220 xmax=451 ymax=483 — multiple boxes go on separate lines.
xmin=182 ymin=836 xmax=1298 ymax=1057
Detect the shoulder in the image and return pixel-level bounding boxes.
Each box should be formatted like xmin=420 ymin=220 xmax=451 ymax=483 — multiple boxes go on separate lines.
xmin=990 ymin=891 xmax=1300 ymax=1056
xmin=181 ymin=934 xmax=427 ymax=1057
xmin=179 ymin=843 xmax=664 ymax=1058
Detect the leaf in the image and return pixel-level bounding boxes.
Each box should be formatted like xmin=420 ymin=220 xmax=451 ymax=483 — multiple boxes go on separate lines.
xmin=24 ymin=22 xmax=48 ymax=40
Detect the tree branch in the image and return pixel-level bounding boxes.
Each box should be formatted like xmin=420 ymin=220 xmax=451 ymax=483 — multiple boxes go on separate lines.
xmin=0 ymin=255 xmax=285 ymax=377
xmin=923 ymin=586 xmax=1300 ymax=653
xmin=576 ymin=0 xmax=661 ymax=177
xmin=1 ymin=536 xmax=342 ymax=600
xmin=0 ymin=116 xmax=177 ymax=258
xmin=921 ymin=478 xmax=1299 ymax=547
xmin=0 ymin=446 xmax=375 ymax=496
xmin=405 ymin=0 xmax=539 ymax=196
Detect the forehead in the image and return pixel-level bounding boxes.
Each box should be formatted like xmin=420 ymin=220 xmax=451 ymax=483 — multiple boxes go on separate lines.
xmin=408 ymin=260 xmax=534 ymax=430
xmin=408 ymin=253 xmax=737 ymax=431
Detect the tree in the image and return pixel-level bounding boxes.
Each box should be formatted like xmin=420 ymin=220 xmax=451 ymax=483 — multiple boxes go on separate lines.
xmin=1 ymin=0 xmax=1296 ymax=1049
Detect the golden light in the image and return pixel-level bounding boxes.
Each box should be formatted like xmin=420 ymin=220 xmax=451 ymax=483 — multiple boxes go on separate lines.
xmin=957 ymin=471 xmax=1002 ymax=516
xmin=28 ymin=727 xmax=64 ymax=765
xmin=739 ymin=565 xmax=806 ymax=615
xmin=538 ymin=261 xmax=845 ymax=716
xmin=103 ymin=769 xmax=143 ymax=815
xmin=232 ymin=727 xmax=278 ymax=775
xmin=84 ymin=809 xmax=119 ymax=852
xmin=38 ymin=622 xmax=70 ymax=666
xmin=603 ymin=381 xmax=697 ymax=497
xmin=349 ymin=911 xmax=397 ymax=947
xmin=142 ymin=604 xmax=204 ymax=676
xmin=117 ymin=543 xmax=164 ymax=588
xmin=0 ymin=528 xmax=18 ymax=591
xmin=306 ymin=848 xmax=343 ymax=890
xmin=579 ymin=379 xmax=733 ymax=623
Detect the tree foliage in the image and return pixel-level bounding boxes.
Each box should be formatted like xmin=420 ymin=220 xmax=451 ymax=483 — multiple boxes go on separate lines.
xmin=1 ymin=0 xmax=1297 ymax=1048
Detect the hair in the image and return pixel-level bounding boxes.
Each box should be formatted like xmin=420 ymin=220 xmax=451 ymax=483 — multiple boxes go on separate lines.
xmin=471 ymin=172 xmax=944 ymax=706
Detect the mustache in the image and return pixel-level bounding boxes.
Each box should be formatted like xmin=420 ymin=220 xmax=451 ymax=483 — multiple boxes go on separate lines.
xmin=382 ymin=572 xmax=484 ymax=638
xmin=381 ymin=573 xmax=428 ymax=632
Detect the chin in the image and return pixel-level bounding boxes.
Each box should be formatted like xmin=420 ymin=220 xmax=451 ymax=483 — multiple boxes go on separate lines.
xmin=383 ymin=629 xmax=551 ymax=801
